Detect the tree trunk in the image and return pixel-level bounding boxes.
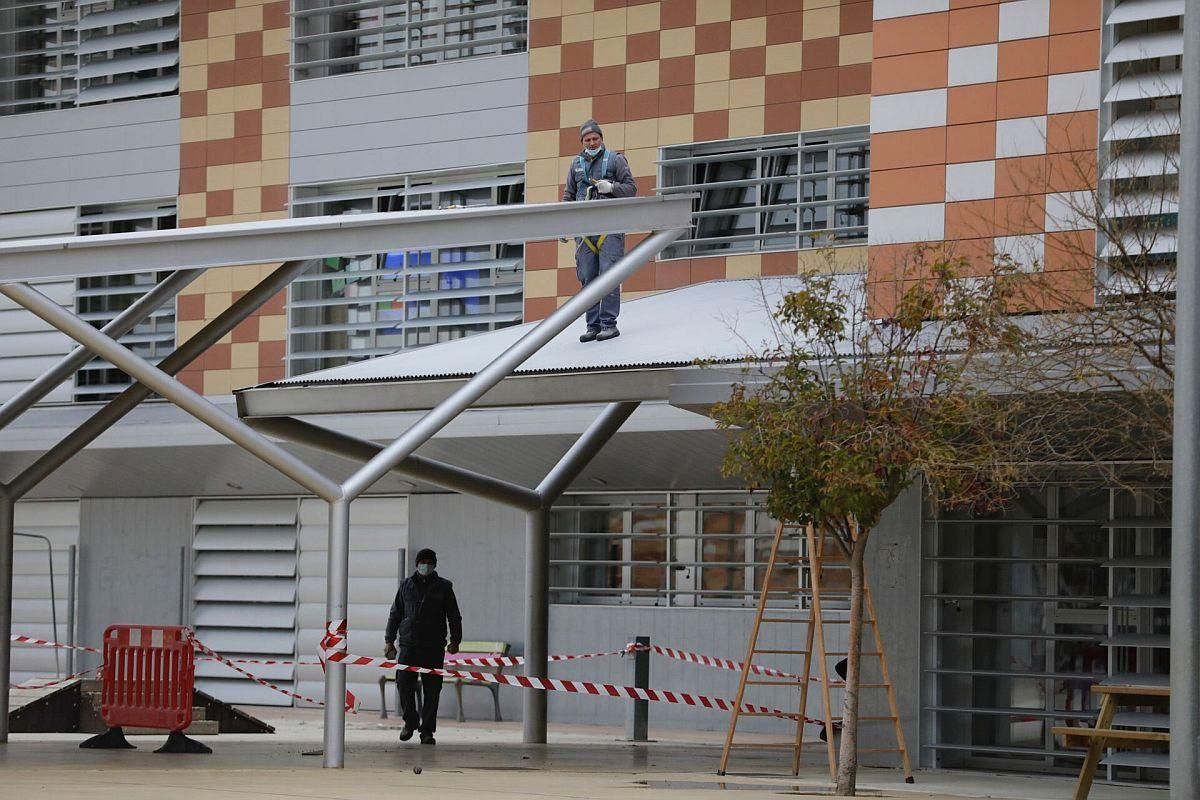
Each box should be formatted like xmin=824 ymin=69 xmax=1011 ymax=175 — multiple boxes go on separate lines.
xmin=835 ymin=531 xmax=869 ymax=796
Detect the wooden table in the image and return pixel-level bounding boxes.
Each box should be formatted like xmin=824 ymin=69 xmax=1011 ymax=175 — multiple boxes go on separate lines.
xmin=1052 ymin=684 xmax=1170 ymax=800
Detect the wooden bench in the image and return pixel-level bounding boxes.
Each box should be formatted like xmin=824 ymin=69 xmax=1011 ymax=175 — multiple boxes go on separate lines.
xmin=378 ymin=640 xmax=509 ymax=723
xmin=1052 ymin=684 xmax=1169 ymax=800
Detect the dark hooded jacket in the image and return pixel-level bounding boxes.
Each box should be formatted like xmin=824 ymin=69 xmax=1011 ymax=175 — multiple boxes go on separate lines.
xmin=385 ymin=570 xmax=463 ymax=650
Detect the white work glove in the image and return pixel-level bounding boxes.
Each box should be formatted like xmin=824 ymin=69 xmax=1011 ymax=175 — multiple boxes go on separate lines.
xmin=595 ymin=179 xmax=614 ymax=195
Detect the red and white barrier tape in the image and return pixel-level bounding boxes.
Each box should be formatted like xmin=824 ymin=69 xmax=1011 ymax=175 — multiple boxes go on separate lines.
xmin=9 ymin=634 xmax=100 ymax=654
xmin=10 ymin=665 xmax=100 ymax=690
xmin=641 ymin=644 xmax=800 ymax=680
xmin=318 ymin=620 xmax=358 ymax=711
xmin=189 ymin=634 xmax=338 ymax=711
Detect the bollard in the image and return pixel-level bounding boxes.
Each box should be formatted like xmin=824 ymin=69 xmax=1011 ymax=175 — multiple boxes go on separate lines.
xmin=625 ymin=634 xmax=649 ymax=741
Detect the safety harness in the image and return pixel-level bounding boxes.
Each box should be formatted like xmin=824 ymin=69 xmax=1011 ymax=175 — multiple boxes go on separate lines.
xmin=577 ymin=149 xmax=612 ymax=254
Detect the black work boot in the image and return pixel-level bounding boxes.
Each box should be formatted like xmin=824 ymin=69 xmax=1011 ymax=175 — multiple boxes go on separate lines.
xmin=579 ymin=327 xmax=601 ymax=342
xmin=399 ymin=725 xmax=415 ymax=741
xmin=596 ymin=326 xmax=620 ymax=341
xmin=420 ymin=733 xmax=436 ymax=745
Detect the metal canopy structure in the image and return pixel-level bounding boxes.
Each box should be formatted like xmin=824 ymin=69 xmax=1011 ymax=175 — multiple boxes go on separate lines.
xmin=0 ymin=195 xmax=692 ymax=768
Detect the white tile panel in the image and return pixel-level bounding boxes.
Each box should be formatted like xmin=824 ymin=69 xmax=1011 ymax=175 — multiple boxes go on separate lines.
xmin=947 ymin=45 xmax=998 ymax=87
xmin=868 ymin=203 xmax=946 ymax=245
xmin=870 ymin=89 xmax=947 ymax=133
xmin=874 ymin=0 xmax=949 ymax=20
xmin=1045 ymin=191 xmax=1094 ymax=232
xmin=994 ymin=234 xmax=1046 ymax=272
xmin=999 ymin=0 xmax=1051 ymax=41
xmin=1047 ymin=71 xmax=1101 ymax=114
xmin=996 ymin=116 xmax=1048 ymax=158
xmin=945 ymin=161 xmax=997 ymax=202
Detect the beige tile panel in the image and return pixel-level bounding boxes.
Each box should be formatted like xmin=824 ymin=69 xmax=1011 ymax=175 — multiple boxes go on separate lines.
xmin=262 ymin=27 xmax=289 ymax=56
xmin=839 ymin=32 xmax=872 ymax=65
xmin=729 ymin=77 xmax=765 ymax=109
xmin=261 ymin=158 xmax=288 ymax=186
xmin=694 ymin=81 xmax=730 ymax=113
xmin=206 ymin=267 xmax=234 ymax=293
xmin=695 ymin=51 xmax=730 ymax=83
xmin=561 ymin=0 xmax=594 ymax=14
xmin=230 ymin=265 xmax=268 ymax=291
xmin=697 ymin=0 xmax=732 ymax=24
xmin=624 ymin=146 xmax=659 ymax=177
xmin=803 ymin=6 xmax=840 ymax=39
xmin=660 ymin=27 xmax=695 ymax=58
xmin=180 ymin=117 xmax=206 ymax=143
xmin=627 ymin=2 xmax=660 ymax=35
xmin=206 ymin=164 xmax=234 ymax=191
xmin=729 ymin=105 xmax=765 ymax=138
xmin=766 ymin=43 xmax=803 ymax=74
xmin=258 ymin=314 xmax=287 ymax=341
xmin=229 ymin=368 xmax=260 ymax=391
xmin=801 ymin=98 xmax=838 ymax=130
xmin=176 ymin=319 xmax=204 ymax=344
xmin=558 ymin=97 xmax=593 ymax=128
xmin=232 ymin=162 xmax=264 ymax=189
xmin=233 ymin=84 xmax=263 ymax=112
xmin=257 ymin=210 xmax=289 ymax=221
xmin=207 ymin=10 xmax=236 ymax=38
xmin=600 ymin=121 xmax=625 ymax=150
xmin=261 ymin=107 xmax=289 ymax=134
xmin=208 ymin=215 xmax=235 ymax=225
xmin=726 ymin=254 xmax=763 ymax=279
xmin=527 ymin=157 xmax=561 ymax=190
xmin=804 ymin=0 xmax=841 ymax=7
xmin=207 ymin=112 xmax=235 ymax=140
xmin=527 ymin=129 xmax=559 ymax=160
xmin=527 ymin=185 xmax=560 ymax=203
xmin=203 ymin=370 xmax=234 ymax=397
xmin=657 ymin=115 xmax=694 ymax=148
xmin=208 ymin=35 xmax=236 ymax=63
xmin=625 ymin=118 xmax=659 ymax=148
xmin=529 ymin=46 xmax=561 ymax=76
xmin=626 ymin=61 xmax=660 ymax=92
xmin=593 ymin=8 xmax=626 ymax=38
xmin=204 ymin=292 xmax=234 ymax=319
xmin=181 ymin=40 xmax=207 ymax=67
xmin=731 ymin=17 xmax=766 ymax=49
xmin=231 ymin=342 xmax=260 ymax=370
xmin=233 ymin=5 xmax=263 ymax=33
xmin=180 ymin=64 xmax=208 ymax=92
xmin=525 ymin=267 xmax=558 ymax=299
xmin=837 ymin=94 xmax=871 ymax=126
xmin=206 ymin=87 xmax=236 ymax=115
xmin=262 ymin=132 xmax=289 ymax=161
xmin=561 ymin=12 xmax=594 ymax=43
xmin=179 ymin=192 xmax=206 ymax=219
xmin=593 ymin=36 xmax=626 ymax=67
xmin=530 ymin=0 xmax=563 ymax=19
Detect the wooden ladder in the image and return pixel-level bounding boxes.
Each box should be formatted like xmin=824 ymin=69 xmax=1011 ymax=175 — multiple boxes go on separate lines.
xmin=717 ymin=521 xmax=914 ymax=782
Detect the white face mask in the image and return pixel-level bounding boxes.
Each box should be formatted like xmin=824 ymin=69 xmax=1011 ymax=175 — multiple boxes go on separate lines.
xmin=416 ymin=563 xmax=433 ymax=576
xmin=584 ymin=145 xmax=602 ymax=157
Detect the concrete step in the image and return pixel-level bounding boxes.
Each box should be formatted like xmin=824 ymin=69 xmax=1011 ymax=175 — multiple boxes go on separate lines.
xmin=125 ymin=719 xmax=219 ymax=736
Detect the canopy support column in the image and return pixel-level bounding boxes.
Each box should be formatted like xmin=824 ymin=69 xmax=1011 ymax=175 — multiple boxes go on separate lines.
xmin=323 ymin=498 xmax=351 ymax=768
xmin=0 ymin=488 xmax=13 ymax=742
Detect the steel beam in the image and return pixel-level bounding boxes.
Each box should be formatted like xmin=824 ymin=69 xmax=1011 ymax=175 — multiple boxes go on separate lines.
xmin=8 ymin=260 xmax=313 ymax=499
xmin=0 ymin=197 xmax=693 ymax=283
xmin=341 ymin=227 xmax=685 ymax=501
xmin=324 ymin=498 xmax=350 ymax=768
xmin=0 ymin=488 xmax=13 ymax=742
xmin=0 ymin=268 xmax=202 ymax=432
xmin=523 ymin=505 xmax=550 ymax=744
xmin=0 ymin=282 xmax=341 ymax=503
xmin=1172 ymin=0 xmax=1200 ymax=795
xmin=536 ymin=402 xmax=639 ymax=503
xmin=249 ymin=416 xmax=542 ymax=511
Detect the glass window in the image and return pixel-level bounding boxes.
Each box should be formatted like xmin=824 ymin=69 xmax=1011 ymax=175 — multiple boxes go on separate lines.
xmin=73 ymin=201 xmax=178 ymax=402
xmin=293 ymin=0 xmax=529 ymax=80
xmin=658 ymin=129 xmax=869 ymax=259
xmin=289 ymin=168 xmax=525 ymax=375
xmin=0 ymin=1 xmax=180 ymax=116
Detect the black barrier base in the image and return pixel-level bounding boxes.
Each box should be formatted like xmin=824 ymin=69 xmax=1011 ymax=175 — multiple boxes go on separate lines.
xmin=80 ymin=727 xmax=135 ymax=749
xmin=155 ymin=730 xmax=213 ymax=754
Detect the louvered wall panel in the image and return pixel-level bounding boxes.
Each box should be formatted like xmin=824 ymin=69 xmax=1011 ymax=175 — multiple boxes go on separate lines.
xmin=10 ymin=501 xmax=80 ymax=685
xmin=192 ymin=498 xmax=299 ymax=705
xmin=295 ymin=497 xmax=407 ymax=710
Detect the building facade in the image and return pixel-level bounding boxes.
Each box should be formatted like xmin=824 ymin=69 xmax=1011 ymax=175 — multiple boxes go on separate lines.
xmin=0 ymin=0 xmax=1179 ymax=785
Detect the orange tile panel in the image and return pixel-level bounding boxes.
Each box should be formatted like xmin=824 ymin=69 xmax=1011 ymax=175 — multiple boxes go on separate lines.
xmin=994 ymin=155 xmax=1048 ymax=198
xmin=998 ymin=37 xmax=1049 ymax=82
xmin=871 ymin=165 xmax=947 ymax=208
xmin=873 ymin=13 xmax=949 ymax=59
xmin=872 ymin=51 xmax=948 ymax=96
xmin=948 ymin=5 xmax=999 ymax=48
xmin=948 ymin=83 xmax=998 ymax=125
xmin=1050 ymin=0 xmax=1101 ymax=35
xmin=996 ymin=76 xmax=1048 ymax=120
xmin=947 ymin=121 xmax=998 ymax=163
xmin=871 ymin=128 xmax=947 ymax=171
xmin=1047 ymin=150 xmax=1098 ymax=193
xmin=1048 ymin=31 xmax=1101 ymax=74
xmin=993 ymin=194 xmax=1047 ymax=236
xmin=945 ymin=199 xmax=997 ymax=240
xmin=1047 ymin=110 xmax=1099 ymax=153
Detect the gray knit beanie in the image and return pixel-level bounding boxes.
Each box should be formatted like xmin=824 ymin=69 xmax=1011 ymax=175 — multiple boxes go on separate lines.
xmin=579 ymin=119 xmax=603 ymax=140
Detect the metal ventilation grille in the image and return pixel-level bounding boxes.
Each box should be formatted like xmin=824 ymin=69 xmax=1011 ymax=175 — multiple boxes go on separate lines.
xmin=1099 ymin=0 xmax=1183 ymax=286
xmin=192 ymin=498 xmax=299 ymax=706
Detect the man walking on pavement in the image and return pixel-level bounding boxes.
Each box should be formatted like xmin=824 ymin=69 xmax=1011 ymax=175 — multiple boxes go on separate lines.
xmin=384 ymin=548 xmax=462 ymax=744
xmin=563 ymin=118 xmax=637 ymax=342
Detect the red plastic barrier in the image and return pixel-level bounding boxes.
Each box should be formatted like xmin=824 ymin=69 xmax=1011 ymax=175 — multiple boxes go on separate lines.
xmin=100 ymin=625 xmax=194 ymax=733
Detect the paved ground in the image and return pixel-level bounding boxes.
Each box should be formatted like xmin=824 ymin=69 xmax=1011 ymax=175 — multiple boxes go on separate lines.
xmin=0 ymin=708 xmax=1167 ymax=799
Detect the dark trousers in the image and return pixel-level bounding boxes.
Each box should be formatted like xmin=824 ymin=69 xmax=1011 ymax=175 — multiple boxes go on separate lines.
xmin=575 ymin=232 xmax=623 ymax=329
xmin=397 ymin=646 xmax=445 ymax=734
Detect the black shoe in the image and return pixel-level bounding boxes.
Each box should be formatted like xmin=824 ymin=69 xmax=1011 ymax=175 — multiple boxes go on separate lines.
xmin=399 ymin=725 xmax=415 ymax=741
xmin=420 ymin=733 xmax=436 ymax=745
xmin=596 ymin=326 xmax=620 ymax=341
xmin=579 ymin=328 xmax=601 ymax=342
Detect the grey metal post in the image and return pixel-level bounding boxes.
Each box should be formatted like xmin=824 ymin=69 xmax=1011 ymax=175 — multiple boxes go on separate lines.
xmin=342 ymin=228 xmax=684 ymax=501
xmin=0 ymin=282 xmax=341 ymax=504
xmin=524 ymin=505 xmax=550 ymax=744
xmin=66 ymin=544 xmax=76 ymax=675
xmin=7 ymin=259 xmax=314 ymax=499
xmin=625 ymin=635 xmax=650 ymax=742
xmin=535 ymin=403 xmax=639 ymax=503
xmin=0 ymin=488 xmax=14 ymax=741
xmin=0 ymin=268 xmax=201 ymax=432
xmin=1172 ymin=0 xmax=1200 ymax=794
xmin=324 ymin=498 xmax=351 ymax=768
